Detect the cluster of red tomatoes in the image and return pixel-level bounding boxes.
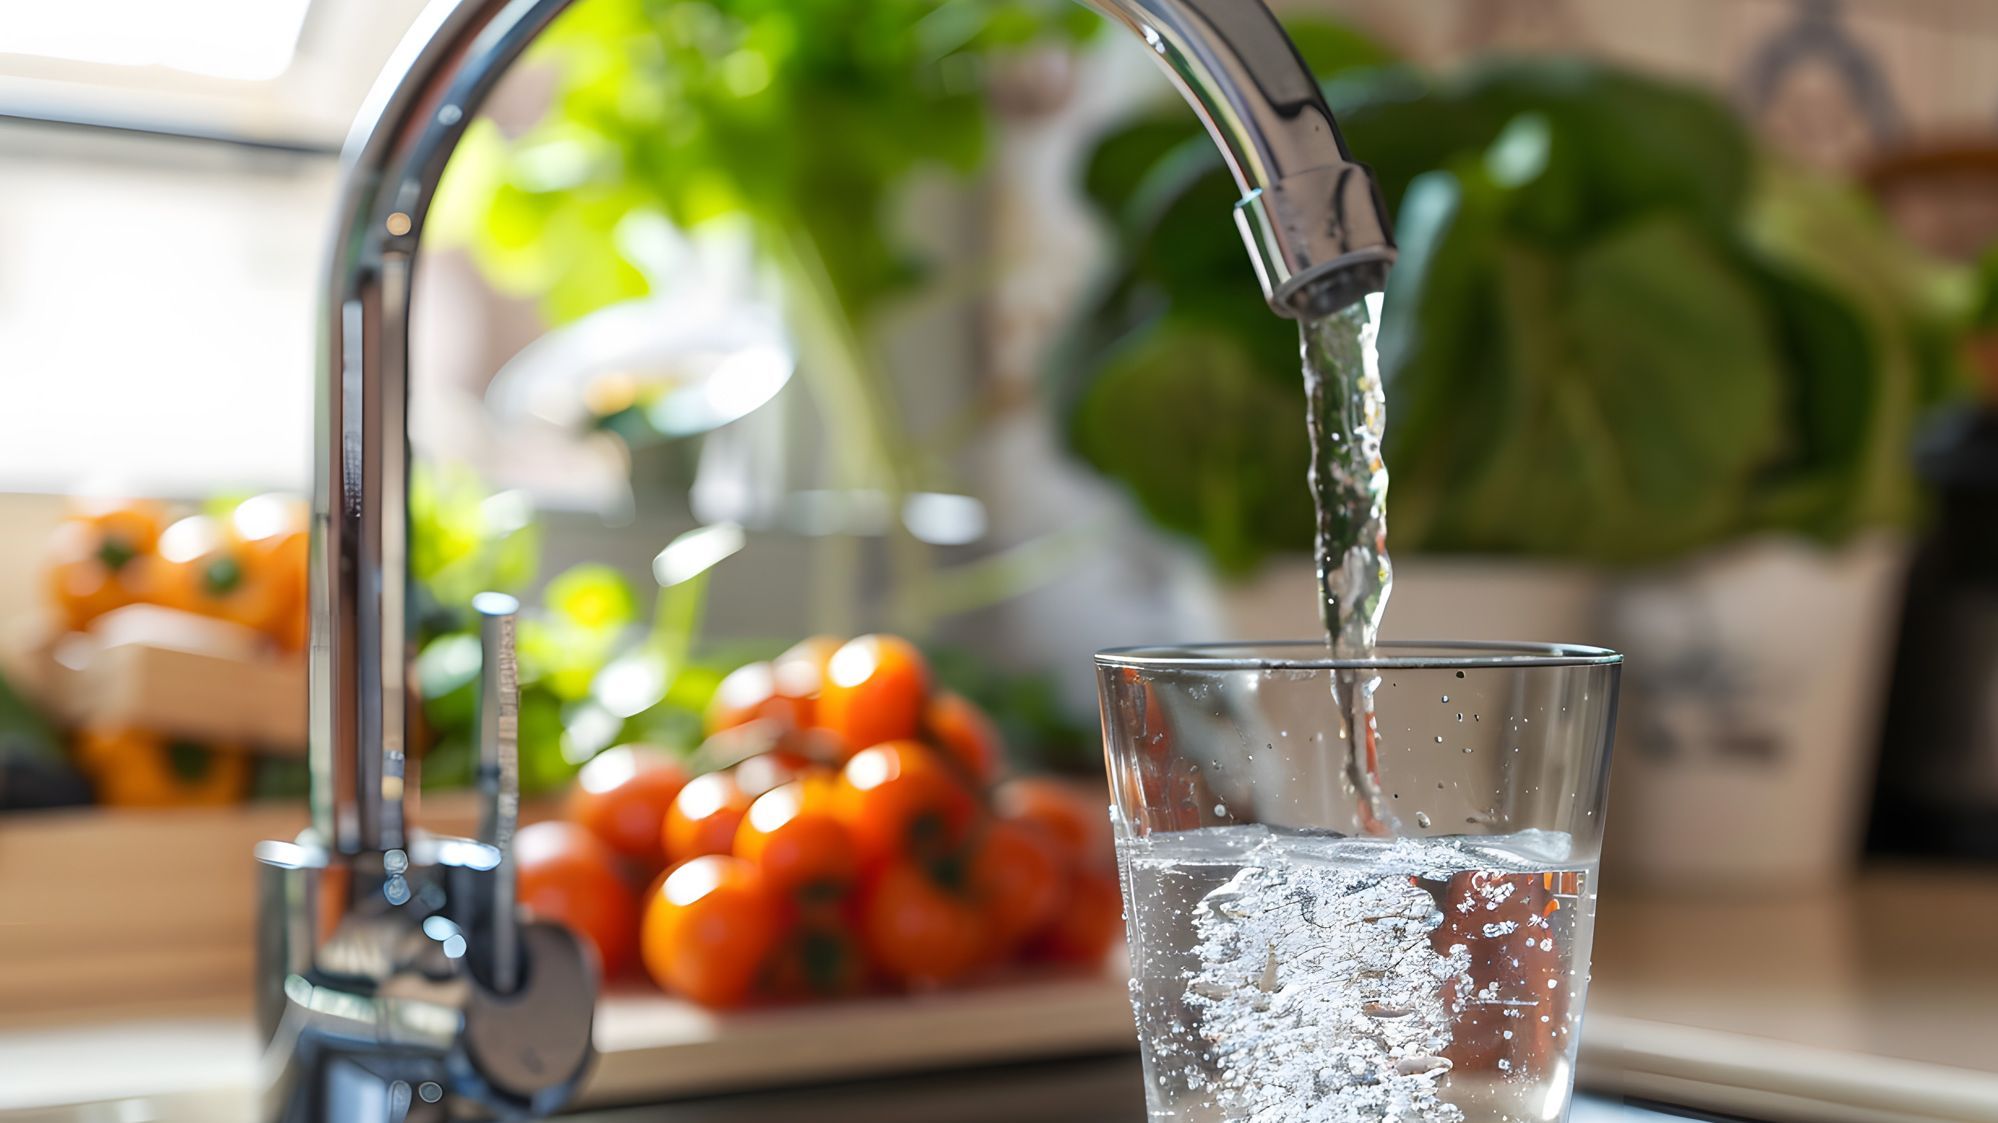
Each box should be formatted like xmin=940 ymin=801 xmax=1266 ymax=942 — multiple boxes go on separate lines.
xmin=514 ymin=634 xmax=1123 ymax=1008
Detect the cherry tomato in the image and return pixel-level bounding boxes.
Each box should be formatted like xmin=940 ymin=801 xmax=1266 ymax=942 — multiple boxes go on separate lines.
xmin=662 ymin=771 xmax=752 ymax=864
xmin=764 ymin=920 xmax=868 ymax=1001
xmin=859 ymin=860 xmax=988 ymax=986
xmin=1031 ymin=870 xmax=1125 ymax=965
xmin=731 ymin=749 xmax=811 ymax=800
xmin=996 ymin=776 xmax=1114 ymax=874
xmin=968 ymin=819 xmax=1066 ymax=952
xmin=816 ymin=635 xmax=930 ymax=757
xmin=641 ymin=855 xmax=781 ymax=1008
xmin=707 ymin=661 xmax=814 ymax=735
xmin=924 ymin=691 xmax=1005 ymax=788
xmin=514 ymin=820 xmax=640 ymax=979
xmin=735 ymin=778 xmax=859 ymax=900
xmin=775 ymin=634 xmax=841 ymax=688
xmin=43 ymin=499 xmax=168 ymax=630
xmin=566 ymin=745 xmax=690 ymax=868
xmin=835 ymin=741 xmax=979 ymax=869
xmin=780 ymin=726 xmax=848 ymax=768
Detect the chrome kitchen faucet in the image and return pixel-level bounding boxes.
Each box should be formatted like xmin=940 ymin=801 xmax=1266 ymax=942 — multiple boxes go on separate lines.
xmin=256 ymin=0 xmax=1395 ymax=1118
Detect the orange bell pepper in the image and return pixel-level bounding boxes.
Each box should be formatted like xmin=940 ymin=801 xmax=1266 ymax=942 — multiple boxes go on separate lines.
xmin=154 ymin=511 xmax=300 ymax=641
xmin=42 ymin=499 xmax=168 ymax=630
xmin=227 ymin=495 xmax=310 ymax=651
xmin=72 ymin=725 xmax=251 ymax=808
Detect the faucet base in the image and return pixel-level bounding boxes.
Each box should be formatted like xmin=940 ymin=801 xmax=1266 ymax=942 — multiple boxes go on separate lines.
xmin=256 ymin=833 xmax=596 ymax=1122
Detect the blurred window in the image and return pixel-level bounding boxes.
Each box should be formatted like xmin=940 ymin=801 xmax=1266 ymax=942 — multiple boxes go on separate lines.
xmin=0 ymin=0 xmax=426 ymax=495
xmin=0 ymin=0 xmax=312 ymax=82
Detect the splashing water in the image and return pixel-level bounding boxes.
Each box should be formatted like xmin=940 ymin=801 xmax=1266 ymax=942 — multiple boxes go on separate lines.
xmin=1299 ymin=293 xmax=1393 ymax=831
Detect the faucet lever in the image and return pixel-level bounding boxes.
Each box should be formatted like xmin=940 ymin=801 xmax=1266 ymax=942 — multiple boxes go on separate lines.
xmin=472 ymin=591 xmax=522 ymax=995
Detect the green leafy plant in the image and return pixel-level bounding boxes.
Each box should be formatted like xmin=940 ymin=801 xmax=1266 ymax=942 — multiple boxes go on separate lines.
xmin=1058 ymin=54 xmax=1972 ymax=571
xmin=410 ymin=468 xmax=728 ymax=794
xmin=434 ymin=0 xmax=1097 ymax=632
xmin=438 ymin=0 xmax=1091 ymax=475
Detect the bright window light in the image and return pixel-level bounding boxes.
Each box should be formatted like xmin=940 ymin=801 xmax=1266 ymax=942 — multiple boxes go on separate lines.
xmin=0 ymin=0 xmax=312 ymax=81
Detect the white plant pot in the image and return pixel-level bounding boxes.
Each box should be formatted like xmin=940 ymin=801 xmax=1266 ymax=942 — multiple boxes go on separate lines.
xmin=1599 ymin=534 xmax=1908 ymax=889
xmin=1175 ymin=554 xmax=1609 ymax=648
xmin=1177 ymin=536 xmax=1909 ymax=889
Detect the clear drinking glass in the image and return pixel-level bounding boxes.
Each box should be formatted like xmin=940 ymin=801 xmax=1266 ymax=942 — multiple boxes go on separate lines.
xmin=1096 ymin=641 xmax=1622 ymax=1123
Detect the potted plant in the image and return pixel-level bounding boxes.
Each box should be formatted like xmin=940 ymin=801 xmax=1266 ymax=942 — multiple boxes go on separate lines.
xmin=1056 ymin=55 xmax=1974 ymax=886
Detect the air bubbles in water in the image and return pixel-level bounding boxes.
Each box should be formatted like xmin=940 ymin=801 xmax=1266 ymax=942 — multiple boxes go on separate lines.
xmin=1415 ymin=812 xmax=1432 ymax=829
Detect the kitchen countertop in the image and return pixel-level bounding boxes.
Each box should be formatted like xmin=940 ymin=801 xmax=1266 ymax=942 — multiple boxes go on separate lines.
xmin=1577 ymin=862 xmax=1998 ymax=1122
xmin=4 ymin=865 xmax=1994 ymax=1122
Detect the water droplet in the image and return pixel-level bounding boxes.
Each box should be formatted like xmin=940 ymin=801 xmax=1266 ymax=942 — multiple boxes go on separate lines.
xmin=1440 ymin=694 xmax=1451 ymax=703
xmin=1213 ymin=803 xmax=1227 ymax=817
xmin=1546 ymin=978 xmax=1561 ymax=989
xmin=1434 ymin=736 xmax=1444 ymax=744
xmin=1455 ymin=670 xmax=1466 ymax=679
xmin=1415 ymin=812 xmax=1432 ymax=828
xmin=1461 ymin=745 xmax=1474 ymax=754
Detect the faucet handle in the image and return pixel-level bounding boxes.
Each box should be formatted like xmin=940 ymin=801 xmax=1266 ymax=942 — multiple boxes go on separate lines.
xmin=463 ymin=920 xmax=596 ymax=1113
xmin=471 ymin=591 xmax=521 ymax=995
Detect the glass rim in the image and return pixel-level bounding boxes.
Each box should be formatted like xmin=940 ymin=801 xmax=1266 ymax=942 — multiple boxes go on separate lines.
xmin=1094 ymin=639 xmax=1622 ymax=672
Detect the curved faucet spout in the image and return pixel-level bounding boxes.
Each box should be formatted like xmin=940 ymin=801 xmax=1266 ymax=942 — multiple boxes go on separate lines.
xmin=1091 ymin=0 xmax=1396 ymax=313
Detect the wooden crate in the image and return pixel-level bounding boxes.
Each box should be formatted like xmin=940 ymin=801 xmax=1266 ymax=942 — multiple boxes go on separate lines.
xmin=0 ymin=792 xmax=521 ymax=1028
xmin=5 ymin=605 xmax=306 ymax=754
